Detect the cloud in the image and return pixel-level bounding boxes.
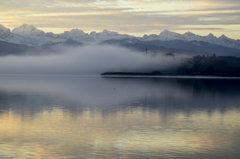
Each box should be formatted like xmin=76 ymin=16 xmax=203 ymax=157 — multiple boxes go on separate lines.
xmin=0 ymin=0 xmax=240 ymax=39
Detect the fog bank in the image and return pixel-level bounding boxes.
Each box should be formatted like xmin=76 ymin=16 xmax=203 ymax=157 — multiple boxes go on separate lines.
xmin=0 ymin=45 xmax=182 ymax=75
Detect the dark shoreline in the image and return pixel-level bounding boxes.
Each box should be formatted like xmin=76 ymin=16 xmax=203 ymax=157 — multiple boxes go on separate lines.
xmin=101 ymin=55 xmax=240 ymax=78
xmin=101 ymin=72 xmax=240 ymax=78
xmin=101 ymin=71 xmax=162 ymax=76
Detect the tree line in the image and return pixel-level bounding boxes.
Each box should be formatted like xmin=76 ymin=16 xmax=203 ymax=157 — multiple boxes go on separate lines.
xmin=164 ymin=54 xmax=240 ymax=76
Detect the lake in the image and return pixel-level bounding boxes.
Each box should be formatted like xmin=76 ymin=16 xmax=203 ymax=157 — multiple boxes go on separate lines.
xmin=0 ymin=75 xmax=240 ymax=159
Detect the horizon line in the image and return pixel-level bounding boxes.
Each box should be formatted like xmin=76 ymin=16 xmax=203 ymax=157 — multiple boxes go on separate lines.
xmin=1 ymin=23 xmax=239 ymax=40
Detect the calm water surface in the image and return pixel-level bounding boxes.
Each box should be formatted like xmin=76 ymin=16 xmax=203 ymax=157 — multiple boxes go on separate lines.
xmin=0 ymin=75 xmax=240 ymax=159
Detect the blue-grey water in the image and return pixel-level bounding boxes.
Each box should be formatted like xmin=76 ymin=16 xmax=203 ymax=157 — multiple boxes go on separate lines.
xmin=0 ymin=75 xmax=240 ymax=159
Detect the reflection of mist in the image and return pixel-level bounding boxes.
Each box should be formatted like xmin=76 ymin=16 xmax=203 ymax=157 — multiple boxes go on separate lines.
xmin=0 ymin=45 xmax=181 ymax=75
xmin=1 ymin=75 xmax=240 ymax=158
xmin=0 ymin=75 xmax=240 ymax=117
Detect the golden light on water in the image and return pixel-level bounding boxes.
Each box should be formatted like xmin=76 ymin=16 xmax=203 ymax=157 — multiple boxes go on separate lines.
xmin=0 ymin=107 xmax=239 ymax=158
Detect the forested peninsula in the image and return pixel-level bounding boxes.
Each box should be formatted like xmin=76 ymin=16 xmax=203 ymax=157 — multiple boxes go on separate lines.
xmin=101 ymin=54 xmax=240 ymax=77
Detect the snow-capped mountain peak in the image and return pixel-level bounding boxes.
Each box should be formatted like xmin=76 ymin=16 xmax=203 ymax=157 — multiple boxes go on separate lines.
xmin=219 ymin=34 xmax=228 ymax=39
xmin=141 ymin=34 xmax=159 ymax=41
xmin=143 ymin=34 xmax=148 ymax=38
xmin=0 ymin=23 xmax=239 ymax=50
xmin=184 ymin=31 xmax=195 ymax=36
xmin=159 ymin=29 xmax=184 ymax=41
xmin=0 ymin=24 xmax=11 ymax=39
xmin=207 ymin=33 xmax=216 ymax=38
xmin=70 ymin=29 xmax=85 ymax=34
xmin=90 ymin=31 xmax=97 ymax=36
xmin=0 ymin=24 xmax=10 ymax=33
xmin=12 ymin=24 xmax=45 ymax=35
xmin=159 ymin=29 xmax=172 ymax=35
xmin=218 ymin=34 xmax=236 ymax=47
xmin=102 ymin=29 xmax=118 ymax=36
xmin=58 ymin=28 xmax=90 ymax=43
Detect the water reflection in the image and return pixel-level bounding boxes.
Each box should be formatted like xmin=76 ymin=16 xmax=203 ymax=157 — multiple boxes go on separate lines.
xmin=0 ymin=75 xmax=240 ymax=158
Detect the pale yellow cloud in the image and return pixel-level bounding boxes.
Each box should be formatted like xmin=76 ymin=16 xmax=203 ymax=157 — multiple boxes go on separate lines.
xmin=0 ymin=0 xmax=239 ymax=39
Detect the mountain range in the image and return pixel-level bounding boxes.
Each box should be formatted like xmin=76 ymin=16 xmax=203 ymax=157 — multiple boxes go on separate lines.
xmin=0 ymin=24 xmax=240 ymax=56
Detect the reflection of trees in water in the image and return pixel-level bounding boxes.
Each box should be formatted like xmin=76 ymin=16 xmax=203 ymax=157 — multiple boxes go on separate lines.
xmin=0 ymin=77 xmax=240 ymax=119
xmin=174 ymin=78 xmax=240 ymax=96
xmin=117 ymin=78 xmax=240 ymax=117
xmin=145 ymin=77 xmax=240 ymax=96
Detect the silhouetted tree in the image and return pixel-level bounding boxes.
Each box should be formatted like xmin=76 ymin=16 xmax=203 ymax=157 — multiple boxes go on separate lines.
xmin=190 ymin=56 xmax=203 ymax=74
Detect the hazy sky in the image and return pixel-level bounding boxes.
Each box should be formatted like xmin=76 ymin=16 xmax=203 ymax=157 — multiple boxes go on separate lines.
xmin=0 ymin=0 xmax=240 ymax=39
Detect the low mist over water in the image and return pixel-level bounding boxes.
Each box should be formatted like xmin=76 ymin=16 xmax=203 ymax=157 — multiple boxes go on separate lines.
xmin=0 ymin=45 xmax=182 ymax=75
xmin=0 ymin=75 xmax=240 ymax=158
